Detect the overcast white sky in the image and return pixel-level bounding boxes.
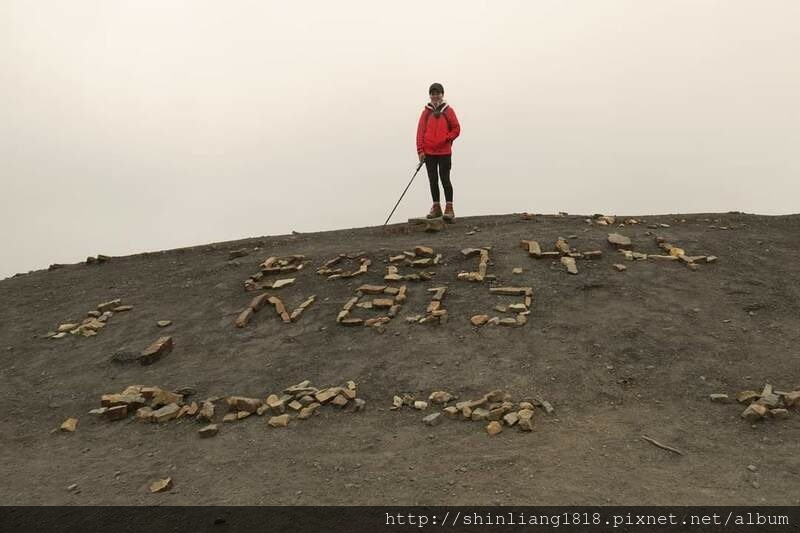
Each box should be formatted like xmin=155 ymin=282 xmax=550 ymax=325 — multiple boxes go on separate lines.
xmin=1 ymin=1 xmax=798 ymax=278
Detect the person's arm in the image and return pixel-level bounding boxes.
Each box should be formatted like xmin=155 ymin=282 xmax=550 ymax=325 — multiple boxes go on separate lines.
xmin=445 ymin=108 xmax=461 ymax=143
xmin=416 ymin=110 xmax=428 ymax=160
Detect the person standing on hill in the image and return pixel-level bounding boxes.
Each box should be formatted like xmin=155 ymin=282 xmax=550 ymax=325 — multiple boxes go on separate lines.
xmin=416 ymin=82 xmax=461 ymax=222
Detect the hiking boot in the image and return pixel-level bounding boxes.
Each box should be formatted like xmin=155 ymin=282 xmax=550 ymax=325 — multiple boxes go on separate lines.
xmin=426 ymin=203 xmax=442 ymax=219
xmin=443 ymin=202 xmax=455 ymax=222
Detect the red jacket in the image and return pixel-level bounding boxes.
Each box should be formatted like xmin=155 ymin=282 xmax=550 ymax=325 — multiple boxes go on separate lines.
xmin=416 ymin=102 xmax=460 ymax=156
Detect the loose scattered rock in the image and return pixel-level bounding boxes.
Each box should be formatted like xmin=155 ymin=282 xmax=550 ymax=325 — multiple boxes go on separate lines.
xmin=560 ymin=256 xmax=578 ymax=275
xmin=503 ymin=412 xmax=519 ymax=426
xmin=268 ymin=414 xmax=290 ymax=428
xmin=785 ymin=391 xmax=800 ymax=407
xmin=105 ymin=405 xmax=128 ymax=421
xmin=518 ymin=409 xmax=534 ymax=431
xmin=607 ymin=233 xmax=632 ymax=249
xmin=149 ymin=478 xmax=172 ymax=493
xmin=298 ymin=403 xmax=321 ymax=419
xmin=198 ymin=401 xmax=215 ymax=422
xmin=152 ymin=403 xmax=181 ymax=423
xmin=423 ymin=413 xmax=442 ymax=426
xmin=198 ymin=424 xmax=218 ymax=438
xmin=140 ymin=336 xmax=173 ymax=365
xmin=486 ymin=421 xmax=503 ymax=436
xmin=470 ymin=314 xmax=489 ymax=326
xmin=741 ymin=403 xmax=767 ymax=423
xmin=737 ymin=390 xmax=760 ymax=403
xmin=97 ymin=299 xmax=122 ymax=313
xmin=60 ymin=417 xmax=78 ymax=432
xmin=520 ymin=240 xmax=542 ymax=258
xmin=227 ymin=396 xmax=262 ymax=413
xmin=428 ymin=391 xmax=454 ymax=404
xmin=235 ymin=308 xmax=254 ymax=328
xmin=331 ymin=395 xmax=349 ymax=408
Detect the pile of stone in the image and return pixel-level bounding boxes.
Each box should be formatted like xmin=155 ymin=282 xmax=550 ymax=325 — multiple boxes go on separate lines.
xmin=712 ymin=383 xmax=799 ymax=423
xmin=610 ymin=231 xmax=647 ymax=265
xmin=90 ymin=385 xmax=189 ymax=423
xmin=91 ymin=380 xmax=364 ymax=436
xmin=46 ymin=298 xmax=133 ymax=339
xmin=317 ymin=253 xmax=371 ymax=280
xmin=235 ymin=292 xmax=315 ymax=328
xmin=254 ymin=380 xmax=365 ymax=428
xmin=405 ymin=286 xmax=448 ymax=324
xmin=606 ymin=234 xmax=718 ymax=271
xmin=406 ymin=217 xmax=444 ymax=233
xmin=470 ymin=286 xmax=532 ymax=327
xmin=457 ymin=247 xmax=496 ymax=282
xmin=587 ymin=214 xmax=642 ymax=226
xmin=385 ymin=246 xmax=440 ymax=282
xmin=593 ymin=214 xmax=617 ymax=226
xmin=651 ymin=236 xmax=717 ymax=270
xmin=392 ymin=389 xmax=552 ymax=434
xmin=260 ymin=255 xmax=308 ymax=274
xmin=337 ymin=284 xmax=406 ymax=328
xmin=85 ymin=254 xmax=111 ymax=265
xmin=244 ymin=255 xmax=307 ymax=291
xmin=521 ymin=239 xmax=602 ymax=275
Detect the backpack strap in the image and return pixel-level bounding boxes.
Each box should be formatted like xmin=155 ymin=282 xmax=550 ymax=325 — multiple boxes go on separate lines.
xmin=425 ymin=105 xmax=453 ymax=131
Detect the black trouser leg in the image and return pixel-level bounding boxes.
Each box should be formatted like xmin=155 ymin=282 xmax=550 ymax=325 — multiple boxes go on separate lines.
xmin=425 ymin=154 xmax=453 ymax=203
xmin=439 ymin=154 xmax=453 ymax=202
xmin=425 ymin=156 xmax=441 ymax=203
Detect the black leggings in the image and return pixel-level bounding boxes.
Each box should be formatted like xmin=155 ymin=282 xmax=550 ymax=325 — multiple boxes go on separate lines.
xmin=424 ymin=154 xmax=453 ymax=203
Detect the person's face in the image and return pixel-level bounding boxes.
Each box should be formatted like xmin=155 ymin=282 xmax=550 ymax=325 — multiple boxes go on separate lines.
xmin=429 ymin=91 xmax=443 ymax=104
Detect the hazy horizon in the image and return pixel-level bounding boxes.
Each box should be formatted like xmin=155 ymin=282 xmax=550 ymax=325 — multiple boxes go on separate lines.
xmin=2 ymin=1 xmax=799 ymax=278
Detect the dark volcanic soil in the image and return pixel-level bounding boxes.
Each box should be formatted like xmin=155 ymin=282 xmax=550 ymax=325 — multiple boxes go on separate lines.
xmin=1 ymin=212 xmax=799 ymax=505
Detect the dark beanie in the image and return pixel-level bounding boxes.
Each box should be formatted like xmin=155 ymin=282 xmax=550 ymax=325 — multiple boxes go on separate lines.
xmin=429 ymin=82 xmax=444 ymax=94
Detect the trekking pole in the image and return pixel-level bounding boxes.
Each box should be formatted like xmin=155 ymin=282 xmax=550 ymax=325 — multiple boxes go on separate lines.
xmin=383 ymin=160 xmax=425 ymax=226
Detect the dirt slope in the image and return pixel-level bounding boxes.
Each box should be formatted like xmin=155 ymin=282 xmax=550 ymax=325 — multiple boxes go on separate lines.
xmin=1 ymin=212 xmax=798 ymax=505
